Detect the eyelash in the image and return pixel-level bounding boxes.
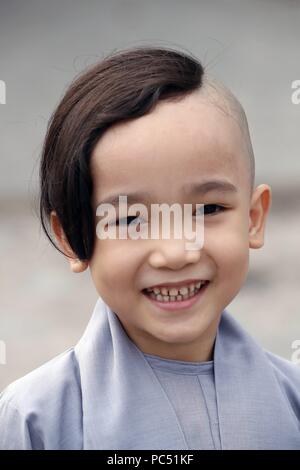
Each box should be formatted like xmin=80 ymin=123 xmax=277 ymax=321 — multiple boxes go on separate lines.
xmin=115 ymin=204 xmax=226 ymax=225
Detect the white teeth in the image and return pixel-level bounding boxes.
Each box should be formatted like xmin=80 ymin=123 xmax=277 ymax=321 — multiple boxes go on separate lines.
xmin=169 ymin=287 xmax=179 ymax=296
xmin=179 ymin=286 xmax=188 ymax=295
xmin=145 ymin=280 xmax=210 ymax=303
xmin=148 ymin=281 xmax=207 ymax=297
xmin=148 ymin=286 xmax=204 ymax=303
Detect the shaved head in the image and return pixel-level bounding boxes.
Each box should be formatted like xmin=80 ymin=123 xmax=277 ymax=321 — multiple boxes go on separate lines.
xmin=197 ymin=75 xmax=255 ymax=195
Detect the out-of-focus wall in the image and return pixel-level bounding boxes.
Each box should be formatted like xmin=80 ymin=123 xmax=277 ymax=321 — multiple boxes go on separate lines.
xmin=1 ymin=0 xmax=299 ymax=389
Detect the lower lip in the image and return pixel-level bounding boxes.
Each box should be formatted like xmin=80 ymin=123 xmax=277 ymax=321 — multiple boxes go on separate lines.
xmin=142 ymin=282 xmax=210 ymax=312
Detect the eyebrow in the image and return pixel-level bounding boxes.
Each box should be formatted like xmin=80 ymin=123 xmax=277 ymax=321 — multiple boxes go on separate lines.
xmin=98 ymin=180 xmax=238 ymax=206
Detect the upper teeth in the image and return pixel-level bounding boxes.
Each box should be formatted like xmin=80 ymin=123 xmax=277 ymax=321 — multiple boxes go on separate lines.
xmin=146 ymin=281 xmax=206 ymax=296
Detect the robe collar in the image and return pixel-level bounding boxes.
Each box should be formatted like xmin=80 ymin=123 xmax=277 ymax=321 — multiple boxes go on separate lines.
xmin=75 ymin=297 xmax=300 ymax=449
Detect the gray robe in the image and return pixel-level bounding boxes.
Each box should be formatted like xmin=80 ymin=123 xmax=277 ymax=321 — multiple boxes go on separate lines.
xmin=0 ymin=297 xmax=300 ymax=449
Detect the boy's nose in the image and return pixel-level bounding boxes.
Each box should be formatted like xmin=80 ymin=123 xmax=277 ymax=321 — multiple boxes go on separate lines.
xmin=147 ymin=238 xmax=202 ymax=270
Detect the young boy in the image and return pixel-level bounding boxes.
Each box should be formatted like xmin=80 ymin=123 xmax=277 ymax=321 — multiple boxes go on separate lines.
xmin=0 ymin=46 xmax=299 ymax=450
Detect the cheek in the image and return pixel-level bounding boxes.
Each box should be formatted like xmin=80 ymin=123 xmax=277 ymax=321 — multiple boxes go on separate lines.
xmin=205 ymin=216 xmax=250 ymax=276
xmin=89 ymin=240 xmax=143 ymax=293
xmin=204 ymin=220 xmax=250 ymax=310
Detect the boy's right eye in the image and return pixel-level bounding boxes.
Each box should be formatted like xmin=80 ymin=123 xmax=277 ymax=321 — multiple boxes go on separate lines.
xmin=115 ymin=216 xmax=144 ymax=226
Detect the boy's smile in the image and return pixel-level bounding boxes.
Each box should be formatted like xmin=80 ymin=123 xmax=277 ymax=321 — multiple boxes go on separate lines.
xmin=52 ymin=84 xmax=271 ymax=362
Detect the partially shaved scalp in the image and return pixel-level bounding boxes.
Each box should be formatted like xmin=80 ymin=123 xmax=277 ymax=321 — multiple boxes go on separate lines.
xmin=199 ymin=74 xmax=255 ymax=196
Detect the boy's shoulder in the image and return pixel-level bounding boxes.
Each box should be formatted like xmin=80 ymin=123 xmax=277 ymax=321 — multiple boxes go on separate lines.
xmin=264 ymin=349 xmax=300 ymax=400
xmin=0 ymin=347 xmax=80 ymax=408
xmin=0 ymin=347 xmax=82 ymax=449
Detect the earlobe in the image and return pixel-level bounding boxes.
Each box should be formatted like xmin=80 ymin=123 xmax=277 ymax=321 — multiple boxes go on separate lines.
xmin=249 ymin=184 xmax=272 ymax=249
xmin=69 ymin=258 xmax=89 ymax=273
xmin=50 ymin=211 xmax=89 ymax=273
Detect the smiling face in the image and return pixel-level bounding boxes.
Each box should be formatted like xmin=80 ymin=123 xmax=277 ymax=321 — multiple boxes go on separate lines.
xmin=52 ymin=86 xmax=271 ymax=362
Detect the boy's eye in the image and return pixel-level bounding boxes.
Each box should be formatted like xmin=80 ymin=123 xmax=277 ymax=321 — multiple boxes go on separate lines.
xmin=200 ymin=204 xmax=226 ymax=216
xmin=114 ymin=205 xmax=226 ymax=225
xmin=115 ymin=215 xmax=146 ymax=226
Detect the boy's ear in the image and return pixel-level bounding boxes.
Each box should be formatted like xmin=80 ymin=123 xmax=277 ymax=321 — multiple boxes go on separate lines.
xmin=50 ymin=211 xmax=89 ymax=273
xmin=248 ymin=184 xmax=272 ymax=249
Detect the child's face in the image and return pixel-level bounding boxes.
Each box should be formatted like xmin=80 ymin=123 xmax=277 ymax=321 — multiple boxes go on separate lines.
xmin=56 ymin=89 xmax=271 ymax=361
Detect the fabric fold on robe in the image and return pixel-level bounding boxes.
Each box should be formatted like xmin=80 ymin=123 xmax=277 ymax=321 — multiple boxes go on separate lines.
xmin=1 ymin=296 xmax=300 ymax=449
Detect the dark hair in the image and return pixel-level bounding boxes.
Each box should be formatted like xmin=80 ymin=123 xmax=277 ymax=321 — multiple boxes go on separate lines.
xmin=39 ymin=46 xmax=204 ymax=260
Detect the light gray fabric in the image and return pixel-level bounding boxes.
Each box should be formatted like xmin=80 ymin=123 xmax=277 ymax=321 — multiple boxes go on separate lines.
xmin=0 ymin=296 xmax=300 ymax=450
xmin=143 ymin=354 xmax=221 ymax=449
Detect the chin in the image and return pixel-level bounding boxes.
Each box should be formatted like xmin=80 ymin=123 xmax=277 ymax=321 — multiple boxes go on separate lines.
xmin=153 ymin=326 xmax=205 ymax=345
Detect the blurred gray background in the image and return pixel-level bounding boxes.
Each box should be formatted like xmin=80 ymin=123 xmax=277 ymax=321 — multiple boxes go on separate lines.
xmin=0 ymin=0 xmax=299 ymax=389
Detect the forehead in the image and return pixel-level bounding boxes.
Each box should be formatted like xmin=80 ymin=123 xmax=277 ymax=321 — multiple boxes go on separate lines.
xmin=90 ymin=89 xmax=249 ymax=203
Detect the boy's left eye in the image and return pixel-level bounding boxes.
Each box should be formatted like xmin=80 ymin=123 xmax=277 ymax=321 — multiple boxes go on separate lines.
xmin=200 ymin=204 xmax=226 ymax=216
